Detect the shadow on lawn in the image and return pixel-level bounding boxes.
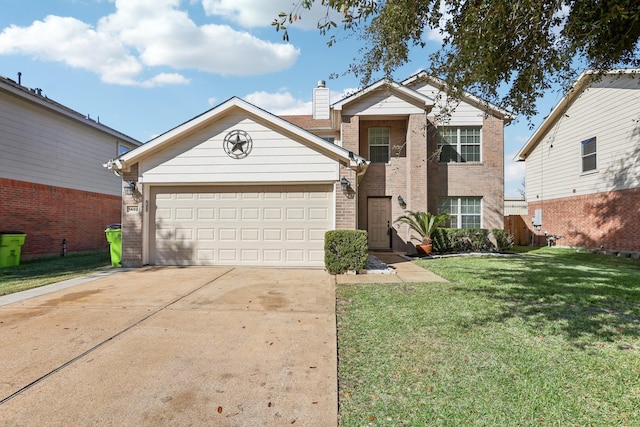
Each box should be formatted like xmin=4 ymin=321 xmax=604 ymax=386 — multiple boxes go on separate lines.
xmin=449 ymin=255 xmax=640 ymax=347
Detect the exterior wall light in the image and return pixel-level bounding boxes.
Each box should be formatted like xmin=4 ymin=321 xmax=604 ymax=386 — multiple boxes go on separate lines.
xmin=340 ymin=177 xmax=350 ymax=191
xmin=398 ymin=195 xmax=406 ymax=208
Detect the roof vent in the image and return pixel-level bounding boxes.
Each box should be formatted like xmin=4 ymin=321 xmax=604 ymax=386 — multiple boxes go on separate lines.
xmin=317 ymin=80 xmax=326 ymax=88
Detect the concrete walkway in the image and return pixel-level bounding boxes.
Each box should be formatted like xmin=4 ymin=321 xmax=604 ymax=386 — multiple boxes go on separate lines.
xmin=336 ymin=252 xmax=448 ymax=284
xmin=0 ymin=267 xmax=337 ymax=426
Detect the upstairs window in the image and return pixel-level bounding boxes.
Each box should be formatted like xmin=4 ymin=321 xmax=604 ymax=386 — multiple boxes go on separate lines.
xmin=581 ymin=137 xmax=597 ymax=172
xmin=369 ymin=127 xmax=390 ymax=163
xmin=438 ymin=197 xmax=482 ymax=229
xmin=118 ymin=142 xmax=131 ymax=156
xmin=437 ymin=127 xmax=481 ymax=163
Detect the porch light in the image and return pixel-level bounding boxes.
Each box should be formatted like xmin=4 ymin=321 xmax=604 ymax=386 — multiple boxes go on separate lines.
xmin=340 ymin=177 xmax=350 ymax=191
xmin=125 ymin=181 xmax=136 ymax=195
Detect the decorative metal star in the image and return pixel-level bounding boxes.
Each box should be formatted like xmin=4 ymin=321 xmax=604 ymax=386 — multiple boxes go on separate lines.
xmin=223 ymin=130 xmax=252 ymax=159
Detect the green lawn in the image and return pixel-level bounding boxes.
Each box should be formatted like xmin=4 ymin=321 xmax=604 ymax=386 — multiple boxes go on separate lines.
xmin=0 ymin=251 xmax=111 ymax=296
xmin=337 ymin=247 xmax=640 ymax=426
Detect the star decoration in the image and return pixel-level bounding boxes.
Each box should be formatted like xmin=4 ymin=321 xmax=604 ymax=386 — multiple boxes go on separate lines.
xmin=223 ymin=130 xmax=252 ymax=159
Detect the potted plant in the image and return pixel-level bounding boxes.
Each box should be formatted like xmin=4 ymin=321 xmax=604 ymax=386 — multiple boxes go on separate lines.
xmin=395 ymin=211 xmax=448 ymax=255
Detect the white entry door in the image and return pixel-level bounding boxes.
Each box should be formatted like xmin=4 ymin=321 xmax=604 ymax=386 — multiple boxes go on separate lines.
xmin=367 ymin=197 xmax=391 ymax=249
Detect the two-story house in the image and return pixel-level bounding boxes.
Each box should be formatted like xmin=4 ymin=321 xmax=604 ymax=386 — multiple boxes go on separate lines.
xmin=0 ymin=75 xmax=141 ymax=260
xmin=515 ymin=69 xmax=640 ymax=252
xmin=106 ymin=71 xmax=512 ymax=268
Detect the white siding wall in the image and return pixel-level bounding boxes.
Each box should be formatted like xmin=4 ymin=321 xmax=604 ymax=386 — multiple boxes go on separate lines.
xmin=526 ymin=75 xmax=640 ymax=201
xmin=0 ymin=91 xmax=136 ymax=196
xmin=342 ymin=92 xmax=426 ymax=116
xmin=412 ymin=82 xmax=485 ymax=126
xmin=140 ymin=111 xmax=339 ymax=184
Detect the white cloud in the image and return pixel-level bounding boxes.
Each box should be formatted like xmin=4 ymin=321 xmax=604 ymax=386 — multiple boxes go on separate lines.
xmin=504 ymin=158 xmax=526 ymax=198
xmin=201 ymin=0 xmax=341 ymax=30
xmin=140 ymin=73 xmax=191 ymax=88
xmin=0 ymin=0 xmax=300 ymax=86
xmin=243 ymin=83 xmax=360 ymax=116
xmin=505 ymin=160 xmax=525 ymax=182
xmin=244 ymin=89 xmax=310 ymax=115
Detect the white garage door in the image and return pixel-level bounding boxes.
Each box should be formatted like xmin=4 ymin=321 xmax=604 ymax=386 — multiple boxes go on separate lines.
xmin=150 ymin=185 xmax=334 ymax=267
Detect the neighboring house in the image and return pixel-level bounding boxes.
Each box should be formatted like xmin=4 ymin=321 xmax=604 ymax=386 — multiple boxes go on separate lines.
xmin=0 ymin=75 xmax=141 ymax=260
xmin=106 ymin=71 xmax=512 ymax=268
xmin=515 ymin=69 xmax=640 ymax=252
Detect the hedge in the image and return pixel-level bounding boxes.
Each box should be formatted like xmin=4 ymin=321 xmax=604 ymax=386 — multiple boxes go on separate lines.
xmin=324 ymin=230 xmax=368 ymax=274
xmin=432 ymin=228 xmax=513 ymax=254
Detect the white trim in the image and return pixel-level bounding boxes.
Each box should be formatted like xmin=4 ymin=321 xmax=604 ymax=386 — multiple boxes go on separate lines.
xmin=402 ymin=71 xmax=515 ymax=122
xmin=515 ymin=69 xmax=640 ymax=161
xmin=332 ymin=79 xmax=434 ymax=112
xmin=113 ymin=97 xmax=368 ymax=173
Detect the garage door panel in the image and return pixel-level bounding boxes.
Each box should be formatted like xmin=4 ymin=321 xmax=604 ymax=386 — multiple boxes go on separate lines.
xmin=151 ymin=185 xmax=333 ymax=267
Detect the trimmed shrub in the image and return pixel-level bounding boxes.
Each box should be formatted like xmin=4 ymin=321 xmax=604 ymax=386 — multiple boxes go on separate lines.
xmin=491 ymin=229 xmax=514 ymax=252
xmin=324 ymin=230 xmax=368 ymax=274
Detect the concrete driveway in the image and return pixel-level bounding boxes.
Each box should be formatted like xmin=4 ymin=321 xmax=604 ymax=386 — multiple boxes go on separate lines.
xmin=0 ymin=267 xmax=337 ymax=426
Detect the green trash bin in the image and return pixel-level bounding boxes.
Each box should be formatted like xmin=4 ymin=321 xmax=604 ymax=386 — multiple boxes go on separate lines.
xmin=105 ymin=224 xmax=122 ymax=267
xmin=0 ymin=232 xmax=27 ymax=268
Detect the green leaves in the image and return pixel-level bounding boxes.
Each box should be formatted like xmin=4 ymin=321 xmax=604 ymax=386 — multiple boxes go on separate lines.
xmin=273 ymin=0 xmax=640 ymax=122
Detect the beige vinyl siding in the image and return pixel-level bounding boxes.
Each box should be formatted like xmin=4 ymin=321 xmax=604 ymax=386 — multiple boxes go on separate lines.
xmin=341 ymin=92 xmax=426 ymax=116
xmin=0 ymin=91 xmax=135 ymax=196
xmin=526 ymin=75 xmax=640 ymax=201
xmin=140 ymin=111 xmax=339 ymax=184
xmin=412 ymin=82 xmax=485 ymax=126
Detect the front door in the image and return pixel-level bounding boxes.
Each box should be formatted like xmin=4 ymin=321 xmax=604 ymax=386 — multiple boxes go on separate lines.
xmin=367 ymin=197 xmax=391 ymax=249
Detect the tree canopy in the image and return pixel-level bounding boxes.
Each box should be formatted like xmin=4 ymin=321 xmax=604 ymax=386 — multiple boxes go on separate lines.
xmin=273 ymin=0 xmax=640 ymax=121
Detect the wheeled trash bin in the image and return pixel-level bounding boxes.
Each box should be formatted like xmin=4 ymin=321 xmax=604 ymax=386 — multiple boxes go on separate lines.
xmin=105 ymin=224 xmax=122 ymax=267
xmin=0 ymin=232 xmax=27 ymax=268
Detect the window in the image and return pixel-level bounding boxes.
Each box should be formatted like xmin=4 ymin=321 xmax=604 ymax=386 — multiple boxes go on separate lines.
xmin=118 ymin=142 xmax=131 ymax=156
xmin=438 ymin=197 xmax=482 ymax=229
xmin=369 ymin=127 xmax=390 ymax=163
xmin=581 ymin=137 xmax=596 ymax=172
xmin=437 ymin=127 xmax=481 ymax=163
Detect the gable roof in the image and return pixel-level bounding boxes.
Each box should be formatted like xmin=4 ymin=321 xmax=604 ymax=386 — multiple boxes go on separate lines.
xmin=331 ymin=78 xmax=434 ymax=112
xmin=279 ymin=115 xmax=332 ymax=131
xmin=514 ymin=69 xmax=640 ymax=161
xmin=0 ymin=75 xmax=141 ymax=146
xmin=107 ymin=96 xmax=368 ymax=173
xmin=402 ymin=71 xmax=515 ymax=123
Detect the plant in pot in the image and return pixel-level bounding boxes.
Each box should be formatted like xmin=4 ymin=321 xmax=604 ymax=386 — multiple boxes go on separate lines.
xmin=395 ymin=211 xmax=449 ymax=256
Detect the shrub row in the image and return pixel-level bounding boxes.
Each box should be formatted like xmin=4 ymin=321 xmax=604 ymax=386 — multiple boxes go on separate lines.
xmin=432 ymin=228 xmax=513 ymax=254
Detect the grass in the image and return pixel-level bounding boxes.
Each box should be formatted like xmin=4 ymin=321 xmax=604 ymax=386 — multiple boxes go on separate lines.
xmin=337 ymin=247 xmax=640 ymax=426
xmin=0 ymin=251 xmax=111 ymax=296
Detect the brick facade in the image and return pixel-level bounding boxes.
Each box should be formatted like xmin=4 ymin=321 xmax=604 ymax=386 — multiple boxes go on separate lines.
xmin=0 ymin=177 xmax=121 ymax=260
xmin=340 ymin=112 xmax=505 ymax=252
xmin=527 ymin=187 xmax=640 ymax=251
xmin=427 ymin=115 xmax=504 ymax=230
xmin=120 ymin=163 xmax=143 ymax=267
xmin=336 ymin=115 xmax=359 ymax=230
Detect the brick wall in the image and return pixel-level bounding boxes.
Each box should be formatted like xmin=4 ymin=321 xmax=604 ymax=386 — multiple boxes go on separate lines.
xmin=427 ymin=115 xmax=504 ymax=229
xmin=0 ymin=177 xmax=121 ymax=260
xmin=336 ymin=116 xmax=359 ymax=230
xmin=527 ymin=187 xmax=640 ymax=251
xmin=120 ymin=163 xmax=143 ymax=267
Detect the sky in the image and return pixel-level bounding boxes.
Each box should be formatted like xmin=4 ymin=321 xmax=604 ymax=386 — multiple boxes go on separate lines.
xmin=0 ymin=0 xmax=569 ymax=197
